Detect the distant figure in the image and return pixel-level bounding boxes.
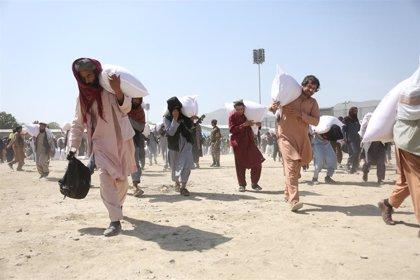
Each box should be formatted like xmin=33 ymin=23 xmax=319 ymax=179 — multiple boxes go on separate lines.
xmin=35 ymin=122 xmax=54 ymax=178
xmin=260 ymin=132 xmax=268 ymax=154
xmin=147 ymin=131 xmax=159 ymax=165
xmin=7 ymin=126 xmax=25 ymax=171
xmin=0 ymin=137 xmax=5 ymax=163
xmin=229 ymin=100 xmax=264 ymax=192
xmin=210 ymin=119 xmax=221 ymax=167
xmin=311 ymin=133 xmax=337 ymax=184
xmin=158 ymin=125 xmax=168 ymax=163
xmin=342 ymin=107 xmax=361 ymax=174
xmin=192 ymin=123 xmax=203 ymax=168
xmin=271 ymin=132 xmax=281 ymax=161
xmin=362 ymin=142 xmax=387 ymax=184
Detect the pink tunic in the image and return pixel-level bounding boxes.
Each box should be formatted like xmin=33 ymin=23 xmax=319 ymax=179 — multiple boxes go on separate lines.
xmin=70 ymin=90 xmax=136 ymax=180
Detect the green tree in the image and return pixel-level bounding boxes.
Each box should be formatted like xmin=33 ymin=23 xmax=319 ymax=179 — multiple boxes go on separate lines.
xmin=0 ymin=111 xmax=19 ymax=129
xmin=48 ymin=122 xmax=61 ymax=129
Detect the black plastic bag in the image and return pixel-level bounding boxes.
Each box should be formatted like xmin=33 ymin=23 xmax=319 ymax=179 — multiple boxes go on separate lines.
xmin=59 ymin=155 xmax=91 ymax=199
xmin=322 ymin=124 xmax=344 ymax=141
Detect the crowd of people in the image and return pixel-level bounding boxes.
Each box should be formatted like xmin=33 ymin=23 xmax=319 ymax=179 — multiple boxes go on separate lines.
xmin=2 ymin=57 xmax=418 ymax=238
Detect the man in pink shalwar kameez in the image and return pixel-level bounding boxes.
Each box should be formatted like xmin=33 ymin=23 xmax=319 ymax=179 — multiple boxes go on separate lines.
xmin=69 ymin=58 xmax=136 ymax=237
xmin=269 ymin=75 xmax=320 ymax=212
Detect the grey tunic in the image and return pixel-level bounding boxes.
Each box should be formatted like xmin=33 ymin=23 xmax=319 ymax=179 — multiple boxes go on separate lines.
xmin=164 ymin=117 xmax=194 ymax=184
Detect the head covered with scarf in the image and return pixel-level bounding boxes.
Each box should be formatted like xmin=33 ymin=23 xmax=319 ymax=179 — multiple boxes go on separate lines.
xmin=165 ymin=97 xmax=194 ymax=146
xmin=72 ymin=58 xmax=104 ymax=123
xmin=344 ymin=106 xmax=359 ymax=125
xmin=166 ymin=96 xmax=183 ymax=115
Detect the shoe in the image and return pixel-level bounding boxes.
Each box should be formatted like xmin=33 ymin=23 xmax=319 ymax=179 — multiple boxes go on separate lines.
xmin=238 ymin=185 xmax=246 ymax=192
xmin=133 ymin=189 xmax=144 ymax=197
xmin=17 ymin=168 xmax=23 ymax=171
xmin=103 ymin=221 xmax=121 ymax=237
xmin=210 ymin=163 xmax=216 ymax=167
xmin=43 ymin=172 xmax=49 ymax=178
xmin=8 ymin=163 xmax=13 ymax=170
xmin=133 ymin=181 xmax=140 ymax=189
xmin=215 ymin=162 xmax=220 ymax=167
xmin=378 ymin=200 xmax=395 ymax=225
xmin=377 ymin=179 xmax=383 ymax=185
xmin=362 ymin=172 xmax=368 ymax=182
xmin=251 ymin=184 xmax=262 ymax=191
xmin=310 ymin=178 xmax=319 ymax=185
xmin=291 ymin=201 xmax=304 ymax=212
xmin=180 ymin=187 xmax=190 ymax=196
xmin=325 ymin=176 xmax=336 ymax=184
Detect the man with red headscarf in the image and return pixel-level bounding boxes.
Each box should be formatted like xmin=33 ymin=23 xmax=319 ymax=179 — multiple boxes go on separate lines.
xmin=69 ymin=58 xmax=136 ymax=237
xmin=229 ymin=100 xmax=265 ymax=192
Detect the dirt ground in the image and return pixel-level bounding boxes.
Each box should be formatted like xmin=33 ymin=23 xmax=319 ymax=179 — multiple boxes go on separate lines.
xmin=0 ymin=153 xmax=419 ymax=280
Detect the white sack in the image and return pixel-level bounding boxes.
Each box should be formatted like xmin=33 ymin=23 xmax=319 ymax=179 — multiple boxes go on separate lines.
xmin=23 ymin=124 xmax=39 ymax=137
xmin=225 ymin=100 xmax=267 ymax=135
xmin=359 ymin=113 xmax=373 ymax=138
xmin=99 ymin=64 xmax=149 ymax=98
xmin=179 ymin=95 xmax=199 ymax=118
xmin=362 ymin=78 xmax=411 ymax=143
xmin=311 ymin=115 xmax=343 ymax=134
xmin=271 ymin=66 xmax=302 ymax=117
xmin=397 ymin=63 xmax=420 ymax=120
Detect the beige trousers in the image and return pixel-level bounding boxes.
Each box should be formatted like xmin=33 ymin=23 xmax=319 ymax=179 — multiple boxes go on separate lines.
xmin=36 ymin=152 xmax=50 ymax=175
xmin=99 ymin=170 xmax=129 ymax=222
xmin=389 ymin=149 xmax=420 ymax=223
xmin=282 ymin=158 xmax=301 ymax=203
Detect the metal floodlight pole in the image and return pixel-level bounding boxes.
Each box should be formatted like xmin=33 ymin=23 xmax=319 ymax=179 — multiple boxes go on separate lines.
xmin=253 ymin=48 xmax=265 ymax=104
xmin=258 ymin=64 xmax=261 ymax=104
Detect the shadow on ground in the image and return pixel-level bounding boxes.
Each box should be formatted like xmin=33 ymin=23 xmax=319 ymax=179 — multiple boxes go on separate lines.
xmin=302 ymin=203 xmax=414 ymax=217
xmin=142 ymin=191 xmax=258 ymax=203
xmin=79 ymin=216 xmax=232 ymax=252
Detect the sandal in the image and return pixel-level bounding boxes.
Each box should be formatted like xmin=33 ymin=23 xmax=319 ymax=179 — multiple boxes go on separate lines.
xmin=133 ymin=189 xmax=144 ymax=197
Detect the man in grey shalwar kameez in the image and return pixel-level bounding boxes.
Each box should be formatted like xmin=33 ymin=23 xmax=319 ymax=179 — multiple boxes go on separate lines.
xmin=147 ymin=131 xmax=159 ymax=165
xmin=164 ymin=97 xmax=195 ymax=196
xmin=36 ymin=122 xmax=55 ymax=179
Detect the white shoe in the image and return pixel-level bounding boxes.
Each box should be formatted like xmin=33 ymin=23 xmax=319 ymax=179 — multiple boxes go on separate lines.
xmin=291 ymin=202 xmax=303 ymax=212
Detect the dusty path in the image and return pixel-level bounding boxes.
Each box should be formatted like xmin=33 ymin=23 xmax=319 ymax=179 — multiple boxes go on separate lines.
xmin=1 ymin=154 xmax=419 ymax=279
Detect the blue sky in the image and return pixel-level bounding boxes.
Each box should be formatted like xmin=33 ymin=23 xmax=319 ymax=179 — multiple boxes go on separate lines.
xmin=1 ymin=0 xmax=419 ymax=125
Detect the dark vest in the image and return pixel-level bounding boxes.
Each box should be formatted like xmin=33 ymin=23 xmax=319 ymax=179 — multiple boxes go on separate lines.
xmin=165 ymin=114 xmax=194 ymax=151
